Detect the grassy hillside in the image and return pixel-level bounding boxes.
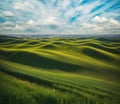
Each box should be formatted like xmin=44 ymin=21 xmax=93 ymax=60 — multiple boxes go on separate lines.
xmin=0 ymin=36 xmax=120 ymax=104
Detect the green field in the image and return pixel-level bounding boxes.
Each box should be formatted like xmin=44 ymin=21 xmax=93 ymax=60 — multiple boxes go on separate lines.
xmin=0 ymin=36 xmax=120 ymax=104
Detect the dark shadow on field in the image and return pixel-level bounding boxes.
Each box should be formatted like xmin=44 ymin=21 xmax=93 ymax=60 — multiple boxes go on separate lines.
xmin=82 ymin=47 xmax=120 ymax=66
xmin=82 ymin=48 xmax=113 ymax=62
xmin=0 ymin=37 xmax=27 ymax=44
xmin=27 ymin=41 xmax=40 ymax=45
xmin=96 ymin=37 xmax=120 ymax=42
xmin=0 ymin=37 xmax=14 ymax=43
xmin=0 ymin=66 xmax=53 ymax=87
xmin=0 ymin=50 xmax=84 ymax=72
xmin=41 ymin=44 xmax=56 ymax=49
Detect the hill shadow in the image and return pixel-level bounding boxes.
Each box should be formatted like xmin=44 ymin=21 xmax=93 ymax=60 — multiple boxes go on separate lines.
xmin=82 ymin=47 xmax=114 ymax=62
xmin=0 ymin=50 xmax=84 ymax=72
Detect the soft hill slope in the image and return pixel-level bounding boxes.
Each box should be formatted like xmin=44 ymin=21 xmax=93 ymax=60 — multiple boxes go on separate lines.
xmin=0 ymin=37 xmax=120 ymax=79
xmin=0 ymin=36 xmax=120 ymax=104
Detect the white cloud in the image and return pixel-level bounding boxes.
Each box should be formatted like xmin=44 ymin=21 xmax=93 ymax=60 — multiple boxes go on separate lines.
xmin=90 ymin=16 xmax=120 ymax=33
xmin=2 ymin=21 xmax=14 ymax=26
xmin=0 ymin=24 xmax=13 ymax=31
xmin=26 ymin=16 xmax=59 ymax=27
xmin=14 ymin=1 xmax=34 ymax=11
xmin=92 ymin=16 xmax=120 ymax=27
xmin=109 ymin=19 xmax=120 ymax=25
xmin=92 ymin=16 xmax=108 ymax=23
xmin=0 ymin=21 xmax=14 ymax=31
xmin=0 ymin=11 xmax=14 ymax=17
xmin=59 ymin=0 xmax=70 ymax=9
xmin=26 ymin=20 xmax=38 ymax=26
xmin=15 ymin=24 xmax=25 ymax=30
xmin=3 ymin=26 xmax=13 ymax=30
xmin=43 ymin=16 xmax=58 ymax=25
xmin=82 ymin=23 xmax=103 ymax=33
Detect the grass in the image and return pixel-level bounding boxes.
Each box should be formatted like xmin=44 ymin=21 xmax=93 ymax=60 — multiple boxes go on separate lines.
xmin=0 ymin=36 xmax=120 ymax=104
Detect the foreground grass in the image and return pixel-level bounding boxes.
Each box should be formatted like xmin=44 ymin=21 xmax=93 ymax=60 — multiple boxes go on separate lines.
xmin=0 ymin=71 xmax=82 ymax=104
xmin=0 ymin=60 xmax=120 ymax=104
xmin=0 ymin=36 xmax=120 ymax=104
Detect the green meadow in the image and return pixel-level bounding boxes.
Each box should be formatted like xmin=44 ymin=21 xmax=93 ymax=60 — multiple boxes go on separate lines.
xmin=0 ymin=36 xmax=120 ymax=104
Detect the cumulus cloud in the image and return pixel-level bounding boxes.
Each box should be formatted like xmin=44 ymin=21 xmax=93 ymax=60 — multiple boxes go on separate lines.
xmin=2 ymin=21 xmax=14 ymax=26
xmin=0 ymin=11 xmax=15 ymax=17
xmin=82 ymin=23 xmax=103 ymax=33
xmin=109 ymin=19 xmax=120 ymax=25
xmin=26 ymin=20 xmax=38 ymax=26
xmin=14 ymin=1 xmax=34 ymax=11
xmin=92 ymin=16 xmax=108 ymax=23
xmin=26 ymin=16 xmax=58 ymax=26
xmin=0 ymin=21 xmax=14 ymax=31
xmin=89 ymin=16 xmax=120 ymax=33
xmin=43 ymin=16 xmax=58 ymax=25
xmin=15 ymin=24 xmax=25 ymax=30
xmin=92 ymin=16 xmax=120 ymax=26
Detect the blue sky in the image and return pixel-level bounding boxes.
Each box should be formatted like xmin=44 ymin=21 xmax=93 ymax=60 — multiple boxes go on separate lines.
xmin=0 ymin=0 xmax=120 ymax=34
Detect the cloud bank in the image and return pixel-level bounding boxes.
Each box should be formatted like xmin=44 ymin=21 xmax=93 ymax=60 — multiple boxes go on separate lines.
xmin=0 ymin=0 xmax=120 ymax=35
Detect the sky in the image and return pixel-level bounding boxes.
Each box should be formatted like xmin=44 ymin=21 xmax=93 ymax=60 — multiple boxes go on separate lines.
xmin=0 ymin=0 xmax=120 ymax=35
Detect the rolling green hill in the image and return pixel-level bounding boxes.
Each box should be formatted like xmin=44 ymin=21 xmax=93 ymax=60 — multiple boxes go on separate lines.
xmin=0 ymin=36 xmax=120 ymax=104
